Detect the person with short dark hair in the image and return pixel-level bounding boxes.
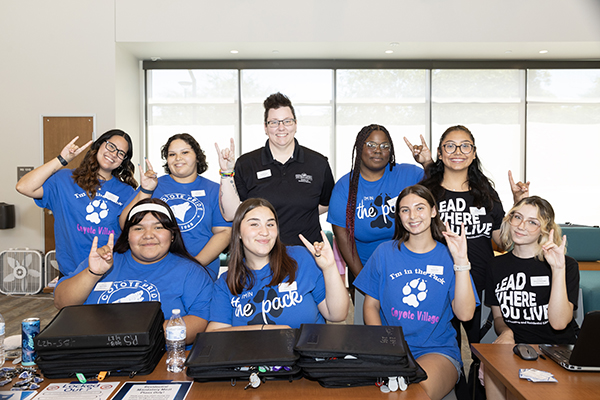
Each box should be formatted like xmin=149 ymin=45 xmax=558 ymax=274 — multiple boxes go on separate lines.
xmin=54 ymin=198 xmax=213 ymax=347
xmin=120 ymin=133 xmax=231 ymax=281
xmin=16 ymin=130 xmax=137 ymax=276
xmin=216 ymin=92 xmax=335 ymax=246
xmin=207 ymin=198 xmax=348 ymax=331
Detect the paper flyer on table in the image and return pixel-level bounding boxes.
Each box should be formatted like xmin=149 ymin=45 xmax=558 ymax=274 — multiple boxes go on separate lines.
xmin=31 ymin=382 xmax=119 ymax=399
xmin=112 ymin=381 xmax=192 ymax=400
xmin=0 ymin=391 xmax=36 ymax=400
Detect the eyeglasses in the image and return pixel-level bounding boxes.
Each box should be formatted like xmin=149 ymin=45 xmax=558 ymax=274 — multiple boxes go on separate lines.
xmin=509 ymin=213 xmax=541 ymax=232
xmin=266 ymin=119 xmax=296 ymax=127
xmin=365 ymin=141 xmax=391 ymax=151
xmin=442 ymin=142 xmax=475 ymax=155
xmin=104 ymin=141 xmax=127 ymax=160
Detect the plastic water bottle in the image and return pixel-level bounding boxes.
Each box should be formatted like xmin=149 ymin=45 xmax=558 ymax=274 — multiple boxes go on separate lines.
xmin=165 ymin=309 xmax=186 ymax=373
xmin=0 ymin=312 xmax=5 ymax=367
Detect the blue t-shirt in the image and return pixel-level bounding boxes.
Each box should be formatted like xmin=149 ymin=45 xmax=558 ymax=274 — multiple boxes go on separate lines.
xmin=57 ymin=251 xmax=213 ymax=348
xmin=35 ymin=169 xmax=135 ymax=276
xmin=210 ymin=246 xmax=326 ymax=328
xmin=131 ymin=174 xmax=231 ymax=281
xmin=354 ymin=241 xmax=479 ymax=364
xmin=327 ymin=164 xmax=424 ymax=265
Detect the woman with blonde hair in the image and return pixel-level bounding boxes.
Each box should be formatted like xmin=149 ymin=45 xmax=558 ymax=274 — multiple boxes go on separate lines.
xmin=484 ymin=196 xmax=579 ymax=400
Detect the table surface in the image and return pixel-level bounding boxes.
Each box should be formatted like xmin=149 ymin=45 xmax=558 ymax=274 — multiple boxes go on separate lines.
xmin=33 ymin=353 xmax=430 ymax=400
xmin=472 ymin=343 xmax=600 ymax=400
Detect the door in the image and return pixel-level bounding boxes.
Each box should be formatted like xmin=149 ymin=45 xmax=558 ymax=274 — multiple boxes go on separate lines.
xmin=42 ymin=117 xmax=94 ymax=253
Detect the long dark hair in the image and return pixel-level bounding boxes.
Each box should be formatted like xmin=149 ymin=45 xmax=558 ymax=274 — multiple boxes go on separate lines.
xmin=227 ymin=198 xmax=298 ymax=296
xmin=72 ymin=129 xmax=137 ymax=198
xmin=419 ymin=125 xmax=500 ymax=210
xmin=114 ymin=198 xmax=201 ymax=267
xmin=393 ymin=185 xmax=446 ymax=249
xmin=161 ymin=133 xmax=208 ymax=175
xmin=345 ymin=124 xmax=396 ymax=257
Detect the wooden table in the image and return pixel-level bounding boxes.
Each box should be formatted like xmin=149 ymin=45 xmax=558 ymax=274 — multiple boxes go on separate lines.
xmin=472 ymin=343 xmax=600 ymax=400
xmin=33 ymin=353 xmax=430 ymax=400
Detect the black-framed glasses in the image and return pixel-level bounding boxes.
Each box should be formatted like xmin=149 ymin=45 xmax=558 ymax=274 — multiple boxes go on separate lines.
xmin=442 ymin=142 xmax=474 ymax=155
xmin=104 ymin=141 xmax=127 ymax=160
xmin=266 ymin=119 xmax=296 ymax=127
xmin=365 ymin=141 xmax=391 ymax=151
xmin=509 ymin=213 xmax=541 ymax=232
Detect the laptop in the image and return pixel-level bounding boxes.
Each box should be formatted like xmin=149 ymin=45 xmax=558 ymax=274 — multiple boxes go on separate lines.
xmin=539 ymin=310 xmax=600 ymax=372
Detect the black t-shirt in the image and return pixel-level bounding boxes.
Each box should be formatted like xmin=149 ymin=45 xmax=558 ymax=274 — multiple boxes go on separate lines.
xmin=234 ymin=139 xmax=335 ymax=246
xmin=486 ymin=252 xmax=579 ymax=344
xmin=437 ymin=190 xmax=504 ymax=294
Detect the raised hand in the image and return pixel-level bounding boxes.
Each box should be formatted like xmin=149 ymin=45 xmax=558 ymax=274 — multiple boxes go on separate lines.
xmin=508 ymin=170 xmax=530 ymax=204
xmin=442 ymin=222 xmax=469 ymax=266
xmin=60 ymin=136 xmax=93 ymax=163
xmin=542 ymin=230 xmax=566 ymax=271
xmin=89 ymin=233 xmax=114 ymax=275
xmin=138 ymin=158 xmax=158 ymax=192
xmin=215 ymin=138 xmax=236 ymax=172
xmin=299 ymin=231 xmax=336 ymax=271
xmin=404 ymin=135 xmax=433 ymax=167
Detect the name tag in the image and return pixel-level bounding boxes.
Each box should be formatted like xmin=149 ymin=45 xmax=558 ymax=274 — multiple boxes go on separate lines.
xmin=104 ymin=191 xmax=119 ymax=203
xmin=279 ymin=281 xmax=298 ymax=292
xmin=191 ymin=190 xmax=205 ymax=197
xmin=470 ymin=207 xmax=486 ymax=216
xmin=257 ymin=169 xmax=272 ymax=179
xmin=94 ymin=281 xmax=112 ymax=291
xmin=530 ymin=276 xmax=550 ymax=287
xmin=426 ymin=265 xmax=444 ymax=275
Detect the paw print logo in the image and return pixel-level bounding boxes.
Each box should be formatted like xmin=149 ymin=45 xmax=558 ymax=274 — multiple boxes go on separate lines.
xmin=86 ymin=199 xmax=109 ymax=224
xmin=402 ymin=278 xmax=427 ymax=308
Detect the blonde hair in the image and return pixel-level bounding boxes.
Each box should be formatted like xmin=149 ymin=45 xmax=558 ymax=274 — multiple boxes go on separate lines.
xmin=500 ymin=196 xmax=564 ymax=261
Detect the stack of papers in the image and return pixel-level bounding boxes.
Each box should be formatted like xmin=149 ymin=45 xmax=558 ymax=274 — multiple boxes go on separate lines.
xmin=519 ymin=368 xmax=558 ymax=383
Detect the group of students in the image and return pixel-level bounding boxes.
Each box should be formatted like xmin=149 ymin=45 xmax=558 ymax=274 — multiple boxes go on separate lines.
xmin=15 ymin=93 xmax=579 ymax=400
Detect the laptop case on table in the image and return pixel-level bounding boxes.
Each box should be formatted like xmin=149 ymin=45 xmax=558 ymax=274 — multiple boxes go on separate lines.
xmin=294 ymin=324 xmax=427 ymax=388
xmin=539 ymin=310 xmax=600 ymax=372
xmin=185 ymin=329 xmax=301 ymax=382
xmin=35 ymin=302 xmax=165 ymax=378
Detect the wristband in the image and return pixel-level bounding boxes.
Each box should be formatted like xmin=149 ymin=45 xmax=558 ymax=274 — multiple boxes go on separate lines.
xmin=88 ymin=268 xmax=104 ymax=277
xmin=140 ymin=187 xmax=154 ymax=195
xmin=219 ymin=169 xmax=235 ymax=178
xmin=57 ymin=155 xmax=68 ymax=166
xmin=453 ymin=262 xmax=471 ymax=272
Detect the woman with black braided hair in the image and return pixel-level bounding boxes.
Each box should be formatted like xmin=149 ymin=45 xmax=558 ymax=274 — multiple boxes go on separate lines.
xmin=327 ymin=124 xmax=431 ymax=323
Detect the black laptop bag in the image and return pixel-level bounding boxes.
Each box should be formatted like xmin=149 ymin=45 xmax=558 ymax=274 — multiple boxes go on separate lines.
xmin=294 ymin=324 xmax=427 ymax=388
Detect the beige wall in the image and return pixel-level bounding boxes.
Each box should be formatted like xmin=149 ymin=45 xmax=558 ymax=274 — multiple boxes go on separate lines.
xmin=1 ymin=0 xmax=599 ymax=252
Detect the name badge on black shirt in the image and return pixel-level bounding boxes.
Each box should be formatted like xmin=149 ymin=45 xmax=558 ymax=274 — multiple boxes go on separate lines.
xmin=257 ymin=169 xmax=272 ymax=179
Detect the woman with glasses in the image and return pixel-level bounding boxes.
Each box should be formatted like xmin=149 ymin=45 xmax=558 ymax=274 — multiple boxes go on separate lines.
xmin=484 ymin=196 xmax=579 ymax=400
xmin=119 ymin=133 xmax=231 ymax=281
xmin=326 ymin=124 xmax=430 ymax=323
xmin=16 ymin=130 xmax=137 ymax=276
xmin=217 ymin=92 xmax=335 ymax=246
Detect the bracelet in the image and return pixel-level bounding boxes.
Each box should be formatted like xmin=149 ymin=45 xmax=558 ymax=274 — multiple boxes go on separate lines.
xmin=140 ymin=187 xmax=154 ymax=195
xmin=219 ymin=170 xmax=235 ymax=178
xmin=57 ymin=155 xmax=68 ymax=166
xmin=453 ymin=262 xmax=471 ymax=272
xmin=88 ymin=268 xmax=104 ymax=277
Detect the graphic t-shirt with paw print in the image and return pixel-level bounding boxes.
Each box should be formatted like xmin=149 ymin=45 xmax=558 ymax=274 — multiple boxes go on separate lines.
xmin=210 ymin=246 xmax=327 ymax=328
xmin=354 ymin=241 xmax=479 ymax=364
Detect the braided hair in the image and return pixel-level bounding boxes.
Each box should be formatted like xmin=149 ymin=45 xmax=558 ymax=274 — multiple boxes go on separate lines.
xmin=345 ymin=124 xmax=396 ymax=257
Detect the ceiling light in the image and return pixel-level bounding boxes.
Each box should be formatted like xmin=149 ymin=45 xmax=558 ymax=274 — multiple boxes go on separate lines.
xmin=389 ymin=42 xmax=399 ymax=47
xmin=230 ymin=50 xmax=239 ymax=54
xmin=385 ymin=50 xmax=394 ymax=54
xmin=150 ymin=57 xmax=162 ymax=61
xmin=272 ymin=50 xmax=279 ymax=54
xmin=505 ymin=50 xmax=512 ymax=54
xmin=539 ymin=50 xmax=548 ymax=54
